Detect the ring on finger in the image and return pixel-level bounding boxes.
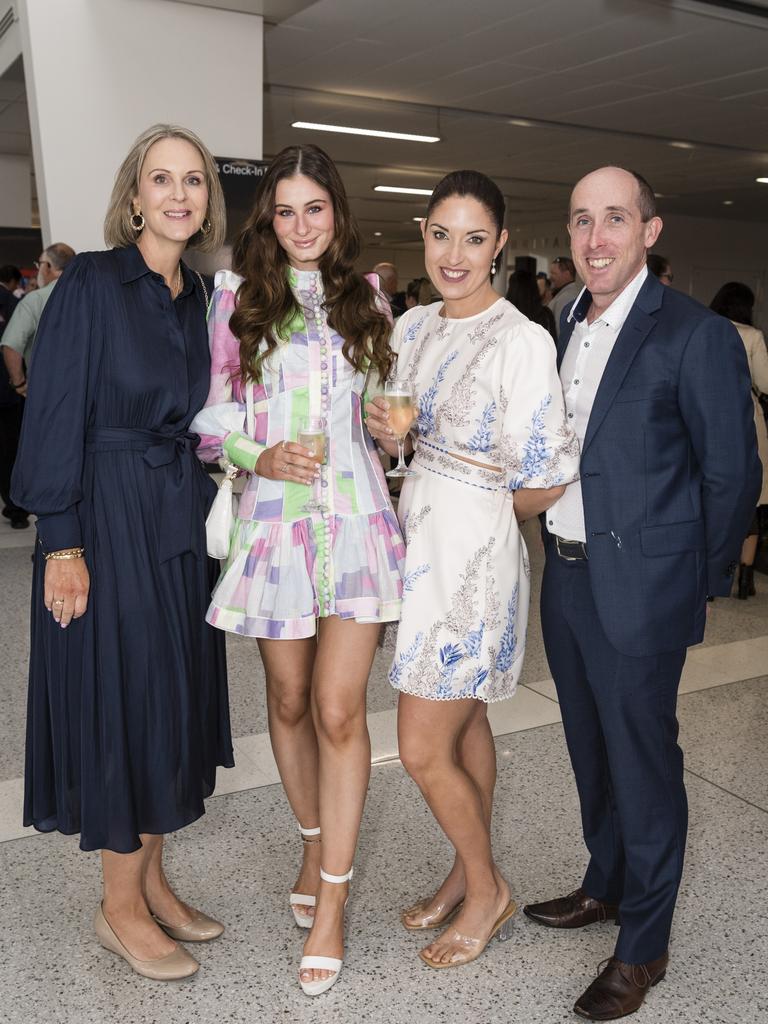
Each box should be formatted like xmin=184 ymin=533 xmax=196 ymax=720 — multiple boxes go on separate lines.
xmin=53 ymin=598 xmax=64 ymax=605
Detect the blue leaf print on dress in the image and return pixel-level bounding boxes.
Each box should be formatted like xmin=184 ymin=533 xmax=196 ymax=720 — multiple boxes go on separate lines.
xmin=404 ymin=315 xmax=427 ymax=343
xmin=390 ymin=631 xmax=424 ymax=686
xmin=509 ymin=394 xmax=555 ymax=490
xmin=471 ymin=666 xmax=489 ymax=695
xmin=439 ymin=643 xmax=464 ymax=669
xmin=418 ymin=350 xmax=458 ymax=437
xmin=403 ymin=563 xmax=431 ymax=593
xmin=495 ymin=585 xmax=519 ymax=673
xmin=466 ymin=402 xmax=497 ymax=454
xmin=463 ymin=620 xmax=485 ymax=659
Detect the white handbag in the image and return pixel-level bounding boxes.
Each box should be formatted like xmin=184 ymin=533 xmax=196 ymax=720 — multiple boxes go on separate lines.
xmin=205 ymin=381 xmax=254 ymax=559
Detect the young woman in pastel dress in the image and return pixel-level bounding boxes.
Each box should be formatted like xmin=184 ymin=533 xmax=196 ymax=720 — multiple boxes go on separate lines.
xmin=192 ymin=145 xmax=405 ymax=996
xmin=367 ymin=170 xmax=580 ymax=969
xmin=12 ymin=125 xmax=233 ymax=981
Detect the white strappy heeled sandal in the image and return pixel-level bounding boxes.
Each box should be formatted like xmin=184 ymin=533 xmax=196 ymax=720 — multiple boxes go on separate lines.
xmin=298 ymin=866 xmax=353 ymax=997
xmin=290 ymin=826 xmax=321 ymax=929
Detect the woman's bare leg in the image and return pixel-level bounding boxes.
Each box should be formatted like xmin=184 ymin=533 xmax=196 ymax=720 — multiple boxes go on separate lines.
xmin=402 ymin=701 xmax=498 ymax=927
xmin=259 ymin=636 xmax=320 ymax=915
xmin=299 ymin=617 xmax=380 ymax=984
xmin=101 ymin=838 xmax=177 ymax=960
xmin=398 ymin=694 xmax=509 ymax=964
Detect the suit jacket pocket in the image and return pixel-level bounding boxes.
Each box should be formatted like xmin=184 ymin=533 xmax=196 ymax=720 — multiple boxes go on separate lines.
xmin=640 ymin=519 xmax=706 ymax=557
xmin=614 ymin=381 xmax=676 ymax=404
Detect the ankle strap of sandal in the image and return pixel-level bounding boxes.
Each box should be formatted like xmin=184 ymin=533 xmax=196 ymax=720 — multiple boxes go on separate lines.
xmin=300 ymin=826 xmax=321 ymax=844
xmin=320 ymin=867 xmax=354 ymax=884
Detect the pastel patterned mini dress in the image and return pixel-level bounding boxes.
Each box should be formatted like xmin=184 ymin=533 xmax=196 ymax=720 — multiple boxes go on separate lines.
xmin=389 ymin=298 xmax=580 ymax=702
xmin=193 ymin=268 xmax=405 ymax=639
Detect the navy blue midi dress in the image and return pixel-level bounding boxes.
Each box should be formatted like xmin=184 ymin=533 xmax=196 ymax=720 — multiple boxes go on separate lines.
xmin=12 ymin=244 xmax=234 ymax=853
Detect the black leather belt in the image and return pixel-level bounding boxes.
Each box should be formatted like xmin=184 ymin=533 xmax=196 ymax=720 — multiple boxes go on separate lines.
xmin=554 ymin=535 xmax=588 ymax=561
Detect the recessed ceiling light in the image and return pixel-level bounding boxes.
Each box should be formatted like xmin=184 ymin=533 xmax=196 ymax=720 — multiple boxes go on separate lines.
xmin=412 ymin=217 xmax=424 ymax=222
xmin=669 ymin=141 xmax=695 ymax=150
xmin=292 ymin=122 xmax=440 ymax=143
xmin=654 ymin=192 xmax=665 ymax=198
xmin=375 ymin=185 xmax=434 ymax=196
xmin=509 ymin=118 xmax=535 ymax=128
xmin=757 ymin=177 xmax=768 ymax=184
xmin=373 ymin=231 xmax=382 ymax=236
xmin=723 ymin=200 xmax=734 ymax=206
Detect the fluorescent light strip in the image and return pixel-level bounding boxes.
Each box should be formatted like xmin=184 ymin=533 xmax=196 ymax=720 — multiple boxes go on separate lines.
xmin=375 ymin=185 xmax=434 ymax=196
xmin=757 ymin=177 xmax=768 ymax=184
xmin=292 ymin=121 xmax=439 ymax=143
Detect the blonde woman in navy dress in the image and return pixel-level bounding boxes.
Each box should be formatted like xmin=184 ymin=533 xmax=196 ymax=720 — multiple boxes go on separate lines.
xmin=12 ymin=125 xmax=233 ymax=981
xmin=367 ymin=170 xmax=579 ymax=969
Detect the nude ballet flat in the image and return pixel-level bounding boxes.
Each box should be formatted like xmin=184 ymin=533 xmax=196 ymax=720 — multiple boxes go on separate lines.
xmin=153 ymin=908 xmax=224 ymax=942
xmin=94 ymin=905 xmax=199 ymax=980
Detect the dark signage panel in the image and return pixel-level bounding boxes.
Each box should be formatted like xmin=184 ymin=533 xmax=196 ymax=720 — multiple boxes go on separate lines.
xmin=214 ymin=157 xmax=269 ymax=244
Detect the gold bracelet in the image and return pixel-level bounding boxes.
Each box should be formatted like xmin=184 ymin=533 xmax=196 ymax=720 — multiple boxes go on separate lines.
xmin=44 ymin=547 xmax=85 ymax=561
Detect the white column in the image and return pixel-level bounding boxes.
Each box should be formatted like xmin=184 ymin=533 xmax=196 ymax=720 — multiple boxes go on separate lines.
xmin=0 ymin=155 xmax=32 ymax=227
xmin=17 ymin=0 xmax=263 ymax=251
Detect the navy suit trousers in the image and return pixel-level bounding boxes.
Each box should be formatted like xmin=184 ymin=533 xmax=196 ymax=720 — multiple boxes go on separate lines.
xmin=541 ymin=539 xmax=688 ymax=964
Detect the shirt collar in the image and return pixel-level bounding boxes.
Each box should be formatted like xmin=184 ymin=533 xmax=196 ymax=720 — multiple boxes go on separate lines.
xmin=567 ymin=264 xmax=648 ymax=329
xmin=116 ymin=244 xmax=194 ymax=297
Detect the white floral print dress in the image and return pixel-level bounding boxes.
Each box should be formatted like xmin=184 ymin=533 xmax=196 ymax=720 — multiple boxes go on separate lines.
xmin=389 ymin=298 xmax=579 ymax=702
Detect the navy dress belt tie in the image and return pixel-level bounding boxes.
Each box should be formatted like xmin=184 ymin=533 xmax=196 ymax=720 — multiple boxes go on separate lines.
xmin=85 ymin=426 xmax=200 ymax=562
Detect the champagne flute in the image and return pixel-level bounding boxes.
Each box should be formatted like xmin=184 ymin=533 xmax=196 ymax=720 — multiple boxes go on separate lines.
xmin=384 ymin=380 xmax=417 ymax=478
xmin=298 ymin=415 xmax=328 ymax=513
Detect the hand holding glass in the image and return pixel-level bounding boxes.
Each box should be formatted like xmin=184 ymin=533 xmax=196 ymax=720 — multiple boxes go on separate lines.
xmin=384 ymin=381 xmax=417 ymax=478
xmin=298 ymin=416 xmax=327 ymax=511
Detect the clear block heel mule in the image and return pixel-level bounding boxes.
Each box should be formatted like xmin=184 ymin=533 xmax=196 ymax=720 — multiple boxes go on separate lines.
xmin=290 ymin=825 xmax=321 ymax=929
xmin=299 ymin=866 xmax=353 ymax=997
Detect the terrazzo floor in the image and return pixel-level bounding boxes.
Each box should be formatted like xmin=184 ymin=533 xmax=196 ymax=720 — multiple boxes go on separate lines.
xmin=1 ymin=516 xmax=766 ymax=1024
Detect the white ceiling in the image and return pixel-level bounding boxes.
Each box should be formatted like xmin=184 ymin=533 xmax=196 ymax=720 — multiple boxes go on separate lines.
xmin=3 ymin=0 xmax=768 ymax=242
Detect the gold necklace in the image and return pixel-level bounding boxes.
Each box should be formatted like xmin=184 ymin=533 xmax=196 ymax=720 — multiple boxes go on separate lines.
xmin=172 ymin=263 xmax=182 ymax=299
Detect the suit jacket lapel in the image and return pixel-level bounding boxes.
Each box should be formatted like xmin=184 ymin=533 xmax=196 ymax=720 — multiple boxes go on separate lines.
xmin=581 ymin=275 xmax=663 ymax=455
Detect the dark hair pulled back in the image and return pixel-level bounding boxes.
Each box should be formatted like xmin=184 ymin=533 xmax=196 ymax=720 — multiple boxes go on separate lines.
xmin=426 ymin=169 xmax=506 ymax=237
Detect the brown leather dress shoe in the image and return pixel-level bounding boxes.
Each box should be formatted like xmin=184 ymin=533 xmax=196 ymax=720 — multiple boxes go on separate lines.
xmin=573 ymin=952 xmax=669 ymax=1020
xmin=524 ymin=888 xmax=619 ymax=929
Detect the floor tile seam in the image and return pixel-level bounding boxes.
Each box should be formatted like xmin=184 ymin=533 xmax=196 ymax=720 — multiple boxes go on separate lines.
xmin=682 ymin=765 xmax=768 ymax=816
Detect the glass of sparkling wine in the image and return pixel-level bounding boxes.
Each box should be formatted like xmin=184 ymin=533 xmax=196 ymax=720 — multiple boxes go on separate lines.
xmin=384 ymin=380 xmax=417 ymax=478
xmin=298 ymin=415 xmax=328 ymax=512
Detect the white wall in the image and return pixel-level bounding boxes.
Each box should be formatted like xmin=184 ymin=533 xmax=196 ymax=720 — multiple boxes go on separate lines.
xmin=0 ymin=155 xmax=32 ymax=228
xmin=17 ymin=0 xmax=263 ymax=252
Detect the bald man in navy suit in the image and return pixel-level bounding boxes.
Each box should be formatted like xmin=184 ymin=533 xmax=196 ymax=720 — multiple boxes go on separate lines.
xmin=525 ymin=167 xmax=760 ymax=1021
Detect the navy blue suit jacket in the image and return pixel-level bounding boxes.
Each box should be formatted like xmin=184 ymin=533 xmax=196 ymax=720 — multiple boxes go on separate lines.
xmin=554 ymin=273 xmax=761 ymax=657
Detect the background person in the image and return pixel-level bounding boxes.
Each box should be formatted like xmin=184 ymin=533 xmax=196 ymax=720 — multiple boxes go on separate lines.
xmin=192 ymin=144 xmax=405 ymax=997
xmin=506 ymin=268 xmax=557 ymax=339
xmin=1 ymin=242 xmax=76 ymax=397
xmin=367 ymin=170 xmax=579 ymax=971
xmin=373 ymin=260 xmax=406 ymax=317
xmin=647 ymin=252 xmax=674 ymax=285
xmin=0 ymin=267 xmax=26 ymax=528
xmin=709 ymin=281 xmax=768 ymax=598
xmin=526 ymin=166 xmax=760 ymax=1021
xmin=547 ymin=255 xmax=581 ymax=338
xmin=11 ymin=124 xmax=233 ymax=982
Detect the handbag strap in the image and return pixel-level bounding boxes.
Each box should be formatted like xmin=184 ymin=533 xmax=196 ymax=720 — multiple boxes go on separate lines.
xmin=245 ymin=375 xmax=255 ymax=439
xmin=194 ymin=270 xmax=210 ymax=310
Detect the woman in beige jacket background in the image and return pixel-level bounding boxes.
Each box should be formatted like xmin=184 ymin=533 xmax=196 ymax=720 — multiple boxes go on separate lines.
xmin=710 ymin=282 xmax=768 ymax=598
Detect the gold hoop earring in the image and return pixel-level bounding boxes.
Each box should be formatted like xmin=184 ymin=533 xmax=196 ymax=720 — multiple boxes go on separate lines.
xmin=131 ymin=212 xmax=145 ymax=232
xmin=201 ymin=217 xmax=211 ymax=236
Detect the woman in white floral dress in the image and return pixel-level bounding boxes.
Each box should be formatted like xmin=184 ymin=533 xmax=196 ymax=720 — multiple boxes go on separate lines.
xmin=367 ymin=170 xmax=579 ymax=969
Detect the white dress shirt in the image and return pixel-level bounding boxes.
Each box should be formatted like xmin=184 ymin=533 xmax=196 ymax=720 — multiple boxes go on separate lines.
xmin=546 ymin=265 xmax=648 ymax=543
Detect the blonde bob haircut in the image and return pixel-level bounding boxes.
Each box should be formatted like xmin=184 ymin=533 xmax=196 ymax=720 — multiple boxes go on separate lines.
xmin=104 ymin=123 xmax=226 ymax=252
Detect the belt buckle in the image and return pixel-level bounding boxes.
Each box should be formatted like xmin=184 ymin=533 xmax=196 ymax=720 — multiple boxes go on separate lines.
xmin=555 ymin=536 xmax=585 ymax=561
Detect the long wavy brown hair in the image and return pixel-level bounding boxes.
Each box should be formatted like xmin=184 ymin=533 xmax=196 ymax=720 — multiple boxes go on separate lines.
xmin=230 ymin=145 xmax=393 ymax=383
